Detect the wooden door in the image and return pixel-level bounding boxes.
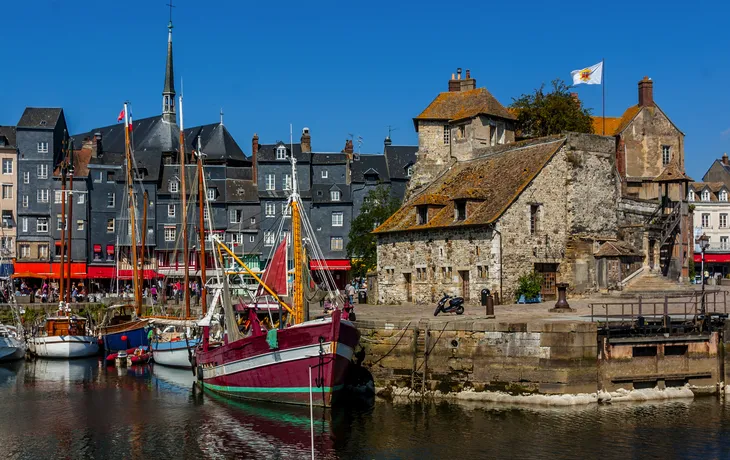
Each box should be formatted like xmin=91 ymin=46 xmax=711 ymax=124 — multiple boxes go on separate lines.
xmin=534 ymin=263 xmax=558 ymax=300
xmin=404 ymin=273 xmax=412 ymax=303
xmin=459 ymin=270 xmax=470 ymax=301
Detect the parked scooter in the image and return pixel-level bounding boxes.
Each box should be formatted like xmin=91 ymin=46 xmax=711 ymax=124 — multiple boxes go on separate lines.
xmin=434 ymin=292 xmax=465 ymax=316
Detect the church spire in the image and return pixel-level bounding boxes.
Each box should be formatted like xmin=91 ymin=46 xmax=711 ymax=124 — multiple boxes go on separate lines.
xmin=162 ymin=19 xmax=176 ymax=123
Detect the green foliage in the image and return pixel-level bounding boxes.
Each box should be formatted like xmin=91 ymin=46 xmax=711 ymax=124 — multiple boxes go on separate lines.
xmin=347 ymin=185 xmax=402 ymax=278
xmin=688 ymin=258 xmax=696 ymax=280
xmin=515 ymin=271 xmax=543 ymax=301
xmin=510 ymin=79 xmax=594 ymax=138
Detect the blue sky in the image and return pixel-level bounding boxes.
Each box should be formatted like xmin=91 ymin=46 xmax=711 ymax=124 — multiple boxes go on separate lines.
xmin=2 ymin=0 xmax=727 ymax=179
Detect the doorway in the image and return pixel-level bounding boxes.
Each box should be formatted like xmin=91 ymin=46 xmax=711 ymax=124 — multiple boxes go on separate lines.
xmin=459 ymin=270 xmax=470 ymax=301
xmin=403 ymin=273 xmax=412 ymax=303
xmin=648 ymin=240 xmax=655 ymax=270
xmin=534 ymin=263 xmax=558 ymax=300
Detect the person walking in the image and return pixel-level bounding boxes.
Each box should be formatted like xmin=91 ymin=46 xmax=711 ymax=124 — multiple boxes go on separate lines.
xmin=347 ymin=283 xmax=356 ymax=304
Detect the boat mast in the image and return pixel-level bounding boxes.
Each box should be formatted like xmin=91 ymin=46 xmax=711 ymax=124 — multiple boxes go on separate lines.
xmin=66 ymin=140 xmax=74 ymax=304
xmin=59 ymin=137 xmax=67 ymax=310
xmin=124 ymin=102 xmax=142 ymax=316
xmin=179 ymin=94 xmax=190 ymax=318
xmin=290 ymin=126 xmax=304 ymax=324
xmin=140 ymin=190 xmax=149 ymax=309
xmin=196 ymin=136 xmax=207 ymax=316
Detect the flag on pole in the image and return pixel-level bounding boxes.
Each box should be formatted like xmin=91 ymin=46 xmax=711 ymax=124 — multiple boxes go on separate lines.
xmin=117 ymin=108 xmax=124 ymax=122
xmin=128 ymin=108 xmax=133 ymax=132
xmin=119 ymin=105 xmax=134 ymax=132
xmin=571 ymin=61 xmax=603 ymax=85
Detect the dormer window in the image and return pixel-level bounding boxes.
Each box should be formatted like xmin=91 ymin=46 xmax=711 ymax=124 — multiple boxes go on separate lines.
xmin=702 ymin=190 xmax=710 ymax=202
xmin=720 ymin=190 xmax=728 ymax=202
xmin=276 ymin=146 xmax=287 ymax=160
xmin=207 ymin=188 xmax=216 ymax=201
xmin=417 ymin=205 xmax=428 ymax=225
xmin=455 ymin=201 xmax=466 ymax=221
xmin=169 ymin=180 xmax=179 ymax=193
xmin=330 ymin=190 xmax=341 ymax=201
xmin=406 ymin=166 xmax=413 ymax=177
xmin=688 ymin=190 xmax=695 ymax=202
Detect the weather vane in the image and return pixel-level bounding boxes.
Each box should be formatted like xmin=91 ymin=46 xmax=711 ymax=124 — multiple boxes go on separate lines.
xmin=167 ymin=0 xmax=175 ymax=24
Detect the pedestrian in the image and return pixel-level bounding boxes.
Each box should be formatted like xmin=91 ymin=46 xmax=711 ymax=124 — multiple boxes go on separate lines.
xmin=347 ymin=283 xmax=356 ymax=304
xmin=151 ymin=285 xmax=158 ymax=304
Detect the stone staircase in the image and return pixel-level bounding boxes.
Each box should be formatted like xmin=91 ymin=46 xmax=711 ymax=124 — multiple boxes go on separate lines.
xmin=622 ymin=271 xmax=692 ymax=296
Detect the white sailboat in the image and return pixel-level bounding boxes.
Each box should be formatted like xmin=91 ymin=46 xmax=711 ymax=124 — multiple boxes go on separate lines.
xmin=28 ymin=316 xmax=99 ymax=358
xmin=0 ymin=324 xmax=25 ymax=362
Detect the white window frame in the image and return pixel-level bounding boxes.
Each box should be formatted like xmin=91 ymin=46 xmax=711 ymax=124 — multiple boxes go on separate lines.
xmin=407 ymin=166 xmax=413 ymax=177
xmin=164 ymin=227 xmax=176 ymax=242
xmin=250 ymin=216 xmax=256 ymax=224
xmin=37 ymin=142 xmax=49 ymax=153
xmin=107 ymin=192 xmax=115 ymax=207
xmin=688 ymin=190 xmax=695 ymax=202
xmin=169 ymin=181 xmax=179 ymax=193
xmin=702 ymin=190 xmax=710 ymax=202
xmin=2 ymin=159 xmax=12 ymax=175
xmin=37 ymin=164 xmax=48 ymax=179
xmin=230 ymin=209 xmax=241 ymax=223
xmin=37 ymin=189 xmax=49 ymax=203
xmin=54 ymin=190 xmax=63 ymax=204
xmin=20 ymin=244 xmax=30 ymax=258
xmin=332 ymin=211 xmax=343 ymax=227
xmin=203 ymin=207 xmax=209 ymax=221
xmin=78 ymin=193 xmax=85 ymax=204
xmin=721 ymin=214 xmax=728 ymax=228
xmin=37 ymin=217 xmax=48 ymax=233
xmin=721 ymin=190 xmax=728 ymax=202
xmin=330 ymin=236 xmax=343 ymax=251
xmin=1 ymin=184 xmax=12 ymax=200
xmin=265 ymin=174 xmax=275 ymax=191
xmin=264 ymin=231 xmax=275 ymax=247
xmin=443 ymin=125 xmax=450 ymax=145
xmin=22 ymin=217 xmax=27 ymax=232
xmin=282 ymin=203 xmax=291 ymax=217
xmin=207 ymin=188 xmax=216 ymax=201
xmin=23 ymin=172 xmax=29 ymax=184
xmin=276 ymin=146 xmax=287 ymax=160
xmin=330 ymin=190 xmax=341 ymax=201
xmin=321 ymin=170 xmax=328 ymax=179
xmin=283 ymin=174 xmax=292 ymax=191
xmin=265 ymin=202 xmax=276 ymax=217
xmin=106 ymin=219 xmax=115 ymax=233
xmin=722 ymin=236 xmax=729 ymax=250
xmin=168 ymin=204 xmax=176 ymax=217
xmin=77 ymin=220 xmax=84 ymax=231
xmin=22 ymin=195 xmax=28 ymax=208
xmin=39 ymin=244 xmax=48 ymax=259
xmin=662 ymin=145 xmax=671 ymax=166
xmin=702 ymin=213 xmax=711 ymax=228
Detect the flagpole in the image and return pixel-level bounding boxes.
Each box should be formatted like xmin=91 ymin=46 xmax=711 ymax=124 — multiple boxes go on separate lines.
xmin=602 ymin=58 xmax=605 ymax=135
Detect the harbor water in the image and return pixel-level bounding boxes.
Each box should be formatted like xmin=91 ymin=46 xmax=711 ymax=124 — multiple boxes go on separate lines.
xmin=2 ymin=358 xmax=730 ymax=459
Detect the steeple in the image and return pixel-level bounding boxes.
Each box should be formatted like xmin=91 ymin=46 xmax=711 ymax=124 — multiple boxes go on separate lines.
xmin=162 ymin=19 xmax=176 ymax=123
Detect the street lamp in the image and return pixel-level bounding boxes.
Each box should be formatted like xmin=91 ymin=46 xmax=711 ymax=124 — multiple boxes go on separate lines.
xmin=697 ymin=233 xmax=710 ymax=316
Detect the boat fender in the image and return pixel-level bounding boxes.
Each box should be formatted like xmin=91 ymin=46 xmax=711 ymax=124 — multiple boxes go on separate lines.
xmin=266 ymin=329 xmax=278 ymax=350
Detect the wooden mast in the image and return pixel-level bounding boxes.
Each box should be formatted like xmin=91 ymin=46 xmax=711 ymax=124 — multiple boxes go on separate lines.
xmin=140 ymin=190 xmax=148 ymax=309
xmin=124 ymin=102 xmax=142 ymax=316
xmin=66 ymin=142 xmax=74 ymax=304
xmin=291 ymin=198 xmax=304 ymax=324
xmin=196 ymin=136 xmax=207 ymax=316
xmin=179 ymin=94 xmax=190 ymax=318
xmin=59 ymin=138 xmax=67 ymax=309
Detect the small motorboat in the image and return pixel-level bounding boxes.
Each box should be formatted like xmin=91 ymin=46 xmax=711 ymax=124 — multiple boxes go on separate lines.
xmin=105 ymin=347 xmax=137 ymax=365
xmin=127 ymin=346 xmax=152 ymax=366
xmin=0 ymin=324 xmax=26 ymax=362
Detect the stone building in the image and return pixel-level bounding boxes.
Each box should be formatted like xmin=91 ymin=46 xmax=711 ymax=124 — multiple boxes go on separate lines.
xmin=0 ymin=126 xmax=17 ymax=275
xmin=374 ymin=134 xmax=620 ymax=304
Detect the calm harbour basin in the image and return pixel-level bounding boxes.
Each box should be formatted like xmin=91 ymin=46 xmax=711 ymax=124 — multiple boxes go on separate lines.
xmin=2 ymin=358 xmax=730 ymax=459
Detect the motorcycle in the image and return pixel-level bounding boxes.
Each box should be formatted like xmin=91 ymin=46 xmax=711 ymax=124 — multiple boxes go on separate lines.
xmin=434 ymin=292 xmax=465 ymax=316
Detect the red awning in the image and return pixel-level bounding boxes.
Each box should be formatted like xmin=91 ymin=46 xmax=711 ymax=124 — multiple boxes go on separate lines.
xmin=106 ymin=245 xmax=115 ymax=253
xmin=93 ymin=244 xmax=102 ymax=252
xmin=695 ymin=253 xmax=730 ymax=263
xmin=13 ymin=262 xmax=87 ymax=279
xmin=309 ymin=260 xmax=351 ymax=271
xmin=117 ymin=269 xmax=158 ymax=280
xmin=87 ymin=266 xmax=115 ymax=278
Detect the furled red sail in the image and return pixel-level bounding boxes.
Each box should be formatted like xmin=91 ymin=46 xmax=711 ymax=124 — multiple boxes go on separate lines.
xmin=258 ymin=236 xmax=288 ymax=296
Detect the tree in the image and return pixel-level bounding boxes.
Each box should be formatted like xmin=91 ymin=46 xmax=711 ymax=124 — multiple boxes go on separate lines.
xmin=510 ymin=79 xmax=594 ymax=138
xmin=347 ymin=185 xmax=402 ymax=278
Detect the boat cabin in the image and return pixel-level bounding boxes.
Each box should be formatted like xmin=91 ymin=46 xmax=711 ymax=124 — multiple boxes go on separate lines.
xmin=45 ymin=317 xmax=88 ymax=337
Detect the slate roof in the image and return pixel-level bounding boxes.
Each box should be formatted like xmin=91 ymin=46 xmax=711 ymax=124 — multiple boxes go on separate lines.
xmin=311 ymin=184 xmax=351 ymax=203
xmin=257 ymin=142 xmax=310 ymax=163
xmin=185 ymin=123 xmax=248 ymax=163
xmin=690 ymin=182 xmax=727 ymax=201
xmin=226 ymin=179 xmax=258 ymax=203
xmin=0 ymin=126 xmax=16 ymax=147
xmin=384 ymin=145 xmax=417 ymax=180
xmin=226 ymin=167 xmax=253 ymax=180
xmin=374 ymin=137 xmax=566 ymax=234
xmin=311 ymin=153 xmax=347 ymax=165
xmin=17 ymin=108 xmax=63 ymax=129
xmin=351 ymin=154 xmax=389 ymax=183
xmin=414 ymin=88 xmax=515 ymax=130
xmin=595 ymin=241 xmax=642 ymax=257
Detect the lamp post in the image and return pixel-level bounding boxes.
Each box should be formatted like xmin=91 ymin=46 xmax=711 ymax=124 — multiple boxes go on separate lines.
xmin=697 ymin=233 xmax=710 ymax=316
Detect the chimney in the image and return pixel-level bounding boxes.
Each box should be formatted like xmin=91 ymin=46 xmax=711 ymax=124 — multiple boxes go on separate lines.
xmin=460 ymin=69 xmax=476 ymax=91
xmin=448 ymin=70 xmax=460 ymax=92
xmin=301 ymin=127 xmax=311 ymax=153
xmin=384 ymin=136 xmax=392 ymax=147
xmin=570 ymin=92 xmax=580 ymax=107
xmin=251 ymin=133 xmax=259 ymax=182
xmin=723 ymin=153 xmax=729 ymax=166
xmin=92 ymin=132 xmax=102 ymax=158
xmin=342 ymin=139 xmax=354 ymax=160
xmin=638 ymin=76 xmax=654 ymax=107
xmin=449 ymin=67 xmax=476 ymax=92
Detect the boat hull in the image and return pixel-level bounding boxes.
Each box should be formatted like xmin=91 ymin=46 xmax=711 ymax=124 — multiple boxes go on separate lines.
xmin=196 ymin=314 xmax=360 ymax=406
xmin=99 ymin=321 xmax=149 ymax=352
xmin=0 ymin=337 xmax=26 ymax=362
xmin=152 ymin=339 xmax=200 ymax=368
xmin=29 ymin=335 xmax=99 ymax=358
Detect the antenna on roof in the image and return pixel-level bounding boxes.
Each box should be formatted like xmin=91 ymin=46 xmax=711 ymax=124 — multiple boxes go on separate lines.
xmin=357 ymin=135 xmax=363 ymax=154
xmin=387 ymin=125 xmax=398 ymax=138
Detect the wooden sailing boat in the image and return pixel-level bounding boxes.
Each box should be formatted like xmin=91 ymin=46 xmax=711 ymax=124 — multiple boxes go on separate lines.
xmin=98 ymin=102 xmax=150 ymax=353
xmin=193 ymin=134 xmax=361 ymax=407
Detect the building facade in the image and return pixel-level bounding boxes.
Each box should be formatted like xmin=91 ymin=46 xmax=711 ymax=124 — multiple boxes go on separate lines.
xmin=0 ymin=126 xmax=17 ymax=275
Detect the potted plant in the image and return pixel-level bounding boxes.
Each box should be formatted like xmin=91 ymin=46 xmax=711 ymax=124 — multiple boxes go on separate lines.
xmin=515 ymin=271 xmax=543 ymax=304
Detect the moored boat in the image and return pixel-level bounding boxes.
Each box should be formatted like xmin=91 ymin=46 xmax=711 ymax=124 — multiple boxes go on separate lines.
xmin=152 ymin=335 xmax=199 ymax=368
xmin=0 ymin=324 xmax=26 ymax=362
xmin=29 ymin=316 xmax=98 ymax=358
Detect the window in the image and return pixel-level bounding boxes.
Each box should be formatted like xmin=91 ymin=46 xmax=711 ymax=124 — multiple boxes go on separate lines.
xmin=407 ymin=166 xmax=413 ymax=177
xmin=56 ymin=217 xmax=66 ymax=231
xmin=106 ymin=246 xmax=114 ymax=261
xmin=78 ymin=193 xmax=84 ymax=204
xmin=330 ymin=236 xmax=343 ymax=251
xmin=530 ymin=204 xmax=541 ymax=234
xmin=2 ymin=211 xmax=12 ymax=228
xmin=37 ymin=164 xmax=48 ymax=179
xmin=37 ymin=217 xmax=48 ymax=232
xmin=265 ymin=202 xmax=276 ymax=217
xmin=107 ymin=192 xmax=115 ymax=207
xmin=39 ymin=244 xmax=48 ymax=259
xmin=54 ymin=190 xmax=63 ymax=204
xmin=455 ymin=201 xmax=466 ymax=221
xmin=702 ymin=190 xmax=710 ymax=202
xmin=249 ymin=235 xmax=255 ymax=243
xmin=230 ymin=209 xmax=241 ymax=223
xmin=443 ymin=125 xmax=450 ymax=145
xmin=1 ymin=184 xmax=11 ymax=200
xmin=490 ymin=123 xmax=498 ymax=146
xmin=37 ymin=189 xmax=49 ymax=203
xmin=19 ymin=244 xmax=30 ymax=258
xmin=416 ymin=267 xmax=427 ymax=281
xmin=497 ymin=122 xmax=505 ymax=145
xmin=282 ymin=203 xmax=291 ymax=217
xmin=456 ymin=125 xmax=466 ymax=140
xmin=76 ymin=220 xmax=84 ymax=231
xmin=417 ymin=205 xmax=428 ymax=225
xmin=332 ymin=211 xmax=343 ymax=227
xmin=0 ymin=236 xmax=11 ymax=250
xmin=164 ymin=227 xmax=176 ymax=242
xmin=722 ymin=237 xmax=729 ymax=250
xmin=168 ymin=204 xmax=176 ymax=217
xmin=106 ymin=219 xmax=115 ymax=233
xmin=662 ymin=145 xmax=671 ymax=166
xmin=276 ymin=146 xmax=287 ymax=160
xmin=264 ymin=231 xmax=275 ymax=247
xmin=22 ymin=195 xmax=28 ymax=208
xmin=23 ymin=172 xmax=29 ymax=184
xmin=441 ymin=266 xmax=453 ymax=282
xmin=721 ymin=190 xmax=728 ymax=202
xmin=477 ymin=265 xmax=488 ymax=279
xmin=37 ymin=142 xmax=48 ymax=153
xmin=169 ymin=180 xmax=179 ymax=193
xmin=265 ymin=174 xmax=275 ymax=191
xmin=283 ymin=174 xmax=292 ymax=191
xmin=207 ymin=188 xmax=216 ymax=201
xmin=321 ymin=170 xmax=328 ymax=179
xmin=281 ymin=231 xmax=291 ymax=246
xmin=203 ymin=207 xmax=209 ymax=221
xmin=721 ymin=214 xmax=728 ymax=228
xmin=93 ymin=247 xmax=102 ymax=261
xmin=250 ymin=216 xmax=256 ymax=224
xmin=106 ymin=171 xmax=114 ymax=182
xmin=687 ymin=190 xmax=695 ymax=201
xmin=22 ymin=217 xmax=27 ymax=232
xmin=2 ymin=159 xmax=12 ymax=175
xmin=330 ymin=190 xmax=341 ymax=201
xmin=94 ymin=171 xmax=102 ymax=183
xmin=702 ymin=213 xmax=711 ymax=228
